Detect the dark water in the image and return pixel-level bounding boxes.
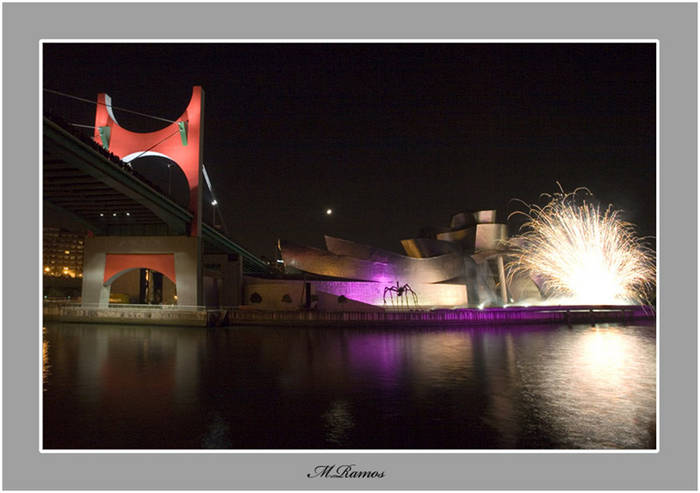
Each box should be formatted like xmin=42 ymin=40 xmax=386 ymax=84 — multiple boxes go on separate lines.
xmin=43 ymin=321 xmax=656 ymax=449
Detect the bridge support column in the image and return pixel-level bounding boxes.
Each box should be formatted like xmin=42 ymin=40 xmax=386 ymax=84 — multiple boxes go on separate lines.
xmin=81 ymin=236 xmax=200 ymax=308
xmin=81 ymin=250 xmax=111 ymax=307
xmin=203 ymin=253 xmax=243 ymax=307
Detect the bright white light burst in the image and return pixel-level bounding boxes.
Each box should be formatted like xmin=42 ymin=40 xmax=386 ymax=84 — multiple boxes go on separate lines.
xmin=506 ymin=186 xmax=655 ymax=305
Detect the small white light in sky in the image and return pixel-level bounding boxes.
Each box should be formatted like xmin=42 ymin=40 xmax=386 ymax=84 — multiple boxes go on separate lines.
xmin=326 ymin=208 xmax=333 ymax=215
xmin=211 ymin=200 xmax=218 ymax=206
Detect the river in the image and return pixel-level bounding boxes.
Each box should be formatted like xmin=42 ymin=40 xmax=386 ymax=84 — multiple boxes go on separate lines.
xmin=42 ymin=321 xmax=656 ymax=449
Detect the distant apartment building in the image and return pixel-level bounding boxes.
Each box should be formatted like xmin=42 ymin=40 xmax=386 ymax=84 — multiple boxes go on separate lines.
xmin=43 ymin=227 xmax=85 ymax=279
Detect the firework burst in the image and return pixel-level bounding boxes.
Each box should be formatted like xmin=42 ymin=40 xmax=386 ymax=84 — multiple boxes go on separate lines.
xmin=506 ymin=186 xmax=656 ymax=306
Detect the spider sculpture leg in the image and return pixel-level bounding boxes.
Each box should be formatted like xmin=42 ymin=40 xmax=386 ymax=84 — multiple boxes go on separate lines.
xmin=405 ymin=285 xmax=418 ymax=306
xmin=385 ymin=286 xmax=397 ymax=306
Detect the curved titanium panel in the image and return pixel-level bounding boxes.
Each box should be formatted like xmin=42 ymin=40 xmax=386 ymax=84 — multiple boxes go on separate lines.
xmin=324 ymin=235 xmax=377 ymax=260
xmin=400 ymin=238 xmax=462 ymax=258
xmin=474 ymin=223 xmax=508 ymax=250
xmin=449 ymin=210 xmax=497 ymax=229
xmin=449 ymin=212 xmax=476 ymax=230
xmin=280 ymin=240 xmax=465 ymax=284
xmin=473 ymin=209 xmax=498 ymax=224
xmin=325 ymin=235 xmax=462 ymax=263
xmin=437 ymin=227 xmax=476 ymax=247
xmin=470 ymin=249 xmax=510 ymax=265
xmin=437 ymin=224 xmax=508 ymax=251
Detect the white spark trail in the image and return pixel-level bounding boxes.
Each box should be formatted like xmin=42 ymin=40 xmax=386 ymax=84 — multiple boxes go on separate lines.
xmin=506 ymin=186 xmax=656 ymax=306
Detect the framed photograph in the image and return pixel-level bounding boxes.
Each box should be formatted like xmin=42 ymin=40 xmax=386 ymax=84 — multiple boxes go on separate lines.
xmin=4 ymin=2 xmax=697 ymax=490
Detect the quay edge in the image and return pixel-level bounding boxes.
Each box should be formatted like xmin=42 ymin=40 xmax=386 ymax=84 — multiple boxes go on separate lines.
xmin=44 ymin=304 xmax=654 ymax=328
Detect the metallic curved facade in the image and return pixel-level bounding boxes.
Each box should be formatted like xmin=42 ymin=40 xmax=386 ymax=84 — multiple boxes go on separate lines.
xmin=400 ymin=238 xmax=462 ymax=258
xmin=276 ymin=208 xmax=538 ymax=307
xmin=280 ymin=240 xmax=465 ymax=284
xmin=449 ymin=209 xmax=497 ymax=230
xmin=324 ymin=235 xmax=380 ymax=261
xmin=436 ymin=223 xmax=508 ymax=252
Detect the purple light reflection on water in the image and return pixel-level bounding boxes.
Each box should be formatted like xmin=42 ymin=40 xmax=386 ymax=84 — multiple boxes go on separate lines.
xmin=346 ymin=332 xmax=404 ymax=387
xmin=343 ymin=324 xmax=560 ymax=390
xmin=43 ymin=321 xmax=656 ymax=449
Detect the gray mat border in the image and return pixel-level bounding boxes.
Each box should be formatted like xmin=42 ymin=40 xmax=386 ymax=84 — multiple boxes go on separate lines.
xmin=3 ymin=2 xmax=696 ymax=490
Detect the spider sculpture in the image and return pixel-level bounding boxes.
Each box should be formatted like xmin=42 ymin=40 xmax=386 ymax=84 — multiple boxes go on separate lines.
xmin=383 ymin=281 xmax=418 ymax=307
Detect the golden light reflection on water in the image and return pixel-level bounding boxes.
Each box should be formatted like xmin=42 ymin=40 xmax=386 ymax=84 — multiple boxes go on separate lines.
xmin=579 ymin=327 xmax=629 ymax=389
xmin=413 ymin=332 xmax=473 ymax=371
xmin=409 ymin=332 xmax=474 ymax=394
xmin=529 ymin=325 xmax=656 ymax=448
xmin=42 ymin=326 xmax=51 ymax=388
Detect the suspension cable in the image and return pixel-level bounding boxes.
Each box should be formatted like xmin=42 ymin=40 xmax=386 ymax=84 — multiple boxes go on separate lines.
xmin=44 ymin=88 xmax=177 ymax=124
xmin=125 ymin=128 xmax=182 ymax=163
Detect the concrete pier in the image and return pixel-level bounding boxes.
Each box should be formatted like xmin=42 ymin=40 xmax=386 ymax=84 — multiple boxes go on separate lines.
xmin=45 ymin=302 xmax=654 ymax=328
xmin=225 ymin=305 xmax=654 ymax=328
xmin=46 ymin=304 xmax=208 ymax=327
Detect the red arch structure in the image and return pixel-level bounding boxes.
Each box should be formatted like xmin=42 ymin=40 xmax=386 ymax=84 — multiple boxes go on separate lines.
xmin=93 ymin=86 xmax=204 ymax=236
xmin=103 ymin=253 xmax=176 ymax=286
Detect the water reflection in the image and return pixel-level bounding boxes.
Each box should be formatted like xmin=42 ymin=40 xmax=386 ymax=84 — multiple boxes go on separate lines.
xmin=42 ymin=327 xmax=50 ymax=387
xmin=536 ymin=326 xmax=656 ymax=448
xmin=43 ymin=322 xmax=656 ymax=449
xmin=323 ymin=400 xmax=355 ymax=445
xmin=201 ymin=412 xmax=232 ymax=449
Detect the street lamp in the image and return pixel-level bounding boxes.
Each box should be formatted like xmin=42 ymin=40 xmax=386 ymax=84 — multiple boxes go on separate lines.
xmin=211 ymin=199 xmax=218 ymax=226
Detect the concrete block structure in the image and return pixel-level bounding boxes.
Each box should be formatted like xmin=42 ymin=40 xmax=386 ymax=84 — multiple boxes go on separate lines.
xmin=81 ymin=236 xmax=200 ymax=307
xmin=244 ymin=277 xmax=467 ymax=311
xmin=203 ymin=254 xmax=243 ymax=307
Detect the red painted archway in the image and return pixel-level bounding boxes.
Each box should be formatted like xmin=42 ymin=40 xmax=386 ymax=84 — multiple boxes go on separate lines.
xmin=93 ymin=86 xmax=204 ymax=236
xmin=103 ymin=253 xmax=176 ymax=286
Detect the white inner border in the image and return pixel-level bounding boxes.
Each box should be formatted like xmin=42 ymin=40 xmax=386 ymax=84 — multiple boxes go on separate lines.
xmin=39 ymin=38 xmax=660 ymax=454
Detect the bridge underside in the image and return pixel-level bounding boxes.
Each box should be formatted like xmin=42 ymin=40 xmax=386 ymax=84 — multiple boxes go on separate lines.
xmin=44 ymin=116 xmax=268 ymax=307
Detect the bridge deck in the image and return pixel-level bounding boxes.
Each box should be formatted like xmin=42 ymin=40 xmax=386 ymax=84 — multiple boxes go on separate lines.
xmin=43 ymin=116 xmax=268 ymax=274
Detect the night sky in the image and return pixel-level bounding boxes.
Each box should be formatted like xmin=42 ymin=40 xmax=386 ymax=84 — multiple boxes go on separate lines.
xmin=43 ymin=43 xmax=656 ymax=258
